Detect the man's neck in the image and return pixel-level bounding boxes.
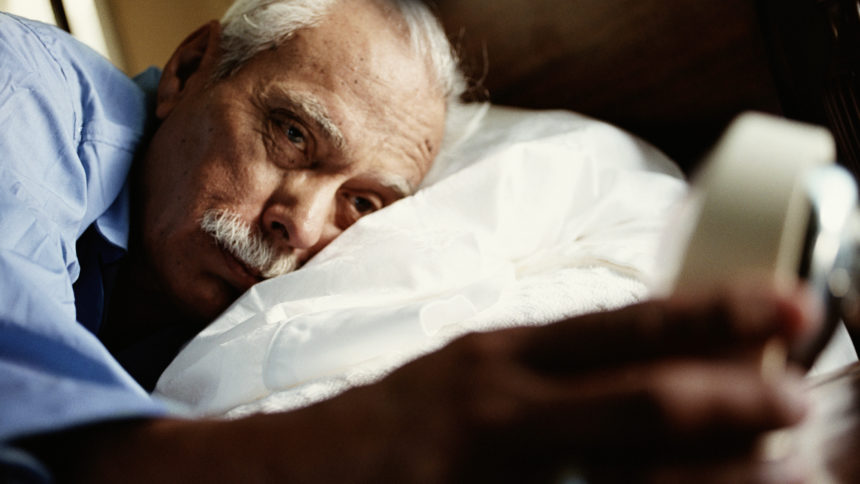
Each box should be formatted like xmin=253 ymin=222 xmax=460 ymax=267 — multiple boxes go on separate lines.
xmin=99 ymin=254 xmax=207 ymax=391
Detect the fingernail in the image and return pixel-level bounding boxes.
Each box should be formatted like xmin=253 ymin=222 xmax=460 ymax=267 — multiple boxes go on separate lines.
xmin=776 ymin=372 xmax=811 ymax=420
xmin=764 ymin=453 xmax=811 ymax=484
xmin=784 ymin=284 xmax=824 ymax=340
xmin=759 ymin=339 xmax=787 ymax=383
xmin=759 ymin=428 xmax=795 ymax=462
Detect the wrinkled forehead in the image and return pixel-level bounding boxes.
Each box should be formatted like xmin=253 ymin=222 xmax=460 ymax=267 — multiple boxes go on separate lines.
xmin=242 ymin=0 xmax=447 ymax=186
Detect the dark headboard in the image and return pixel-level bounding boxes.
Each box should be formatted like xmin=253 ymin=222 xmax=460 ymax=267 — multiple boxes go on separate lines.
xmin=436 ymin=0 xmax=860 ymax=177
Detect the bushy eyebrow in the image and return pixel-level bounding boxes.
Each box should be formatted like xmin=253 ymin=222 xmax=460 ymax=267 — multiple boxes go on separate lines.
xmin=262 ymin=87 xmax=419 ymax=199
xmin=266 ymin=87 xmax=346 ymax=151
xmin=376 ymin=172 xmax=413 ymax=198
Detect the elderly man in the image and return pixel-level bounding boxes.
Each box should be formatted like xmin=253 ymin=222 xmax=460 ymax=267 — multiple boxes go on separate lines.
xmin=0 ymin=0 xmax=819 ymax=482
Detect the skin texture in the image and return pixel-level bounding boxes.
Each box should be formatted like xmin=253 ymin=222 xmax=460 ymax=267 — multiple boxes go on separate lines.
xmin=136 ymin=0 xmax=446 ymax=323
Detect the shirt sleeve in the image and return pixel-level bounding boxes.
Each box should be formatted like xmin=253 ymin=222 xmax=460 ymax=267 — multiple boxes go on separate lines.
xmin=0 ymin=13 xmax=166 ymax=447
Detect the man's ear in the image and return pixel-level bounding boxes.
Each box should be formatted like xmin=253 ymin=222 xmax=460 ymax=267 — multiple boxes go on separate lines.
xmin=155 ymin=21 xmax=222 ymax=119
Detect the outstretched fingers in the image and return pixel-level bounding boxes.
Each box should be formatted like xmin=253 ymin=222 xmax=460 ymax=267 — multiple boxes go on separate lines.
xmin=360 ymin=278 xmax=822 ymax=481
xmin=478 ymin=356 xmax=810 ymax=479
xmin=517 ymin=279 xmax=822 ymax=374
xmin=531 ymin=359 xmax=809 ymax=448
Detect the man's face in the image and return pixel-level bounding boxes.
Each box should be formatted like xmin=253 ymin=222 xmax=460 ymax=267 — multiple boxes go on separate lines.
xmin=138 ymin=1 xmax=447 ymax=321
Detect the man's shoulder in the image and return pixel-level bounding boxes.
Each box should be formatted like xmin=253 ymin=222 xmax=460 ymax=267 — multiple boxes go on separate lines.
xmin=0 ymin=13 xmax=147 ymax=129
xmin=0 ymin=14 xmax=150 ymax=252
xmin=0 ymin=13 xmax=89 ymax=83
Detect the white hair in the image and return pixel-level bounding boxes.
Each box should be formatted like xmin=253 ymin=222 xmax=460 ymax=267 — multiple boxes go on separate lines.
xmin=217 ymin=0 xmax=466 ymax=104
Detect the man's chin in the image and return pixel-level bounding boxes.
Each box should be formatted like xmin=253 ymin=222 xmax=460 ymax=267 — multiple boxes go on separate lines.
xmin=172 ymin=264 xmax=301 ymax=325
xmin=172 ymin=280 xmax=243 ymax=326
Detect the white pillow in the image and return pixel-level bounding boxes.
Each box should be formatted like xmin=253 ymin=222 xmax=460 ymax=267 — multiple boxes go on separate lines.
xmin=153 ymin=105 xmax=687 ymax=417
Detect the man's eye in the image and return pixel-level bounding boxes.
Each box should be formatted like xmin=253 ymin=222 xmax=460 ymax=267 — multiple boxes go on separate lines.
xmin=285 ymin=125 xmax=307 ymax=150
xmin=352 ymin=196 xmax=377 ymax=214
xmin=338 ymin=192 xmax=383 ymax=228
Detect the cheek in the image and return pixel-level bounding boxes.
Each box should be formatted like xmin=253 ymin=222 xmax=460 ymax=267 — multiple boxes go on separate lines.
xmin=142 ymin=101 xmax=280 ymax=241
xmin=175 ymin=162 xmax=281 ymax=245
xmin=200 ymin=122 xmax=278 ymax=207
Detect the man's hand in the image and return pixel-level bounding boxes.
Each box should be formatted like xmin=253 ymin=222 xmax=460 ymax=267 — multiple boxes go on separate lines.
xmin=25 ymin=280 xmax=820 ymax=483
xmin=326 ymin=279 xmax=818 ymax=483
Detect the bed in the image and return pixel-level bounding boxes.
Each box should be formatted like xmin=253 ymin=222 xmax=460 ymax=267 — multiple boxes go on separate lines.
xmin=152 ymin=1 xmax=860 ymax=479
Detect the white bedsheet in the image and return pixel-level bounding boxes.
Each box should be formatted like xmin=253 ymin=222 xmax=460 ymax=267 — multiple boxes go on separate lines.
xmin=153 ymin=105 xmax=688 ymax=417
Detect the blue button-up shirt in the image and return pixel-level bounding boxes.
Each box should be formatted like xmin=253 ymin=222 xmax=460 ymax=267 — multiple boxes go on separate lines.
xmin=0 ymin=11 xmax=166 ymax=460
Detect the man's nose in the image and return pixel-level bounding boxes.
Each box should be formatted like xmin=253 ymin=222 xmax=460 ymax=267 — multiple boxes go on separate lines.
xmin=262 ymin=178 xmax=340 ymax=251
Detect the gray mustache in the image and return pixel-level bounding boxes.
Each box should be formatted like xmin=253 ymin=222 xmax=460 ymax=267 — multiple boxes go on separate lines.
xmin=200 ymin=209 xmax=298 ymax=279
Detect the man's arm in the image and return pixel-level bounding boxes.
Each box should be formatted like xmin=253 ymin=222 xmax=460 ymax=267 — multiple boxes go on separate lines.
xmin=20 ymin=280 xmax=817 ymax=483
xmin=0 ymin=13 xmax=165 ymax=471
